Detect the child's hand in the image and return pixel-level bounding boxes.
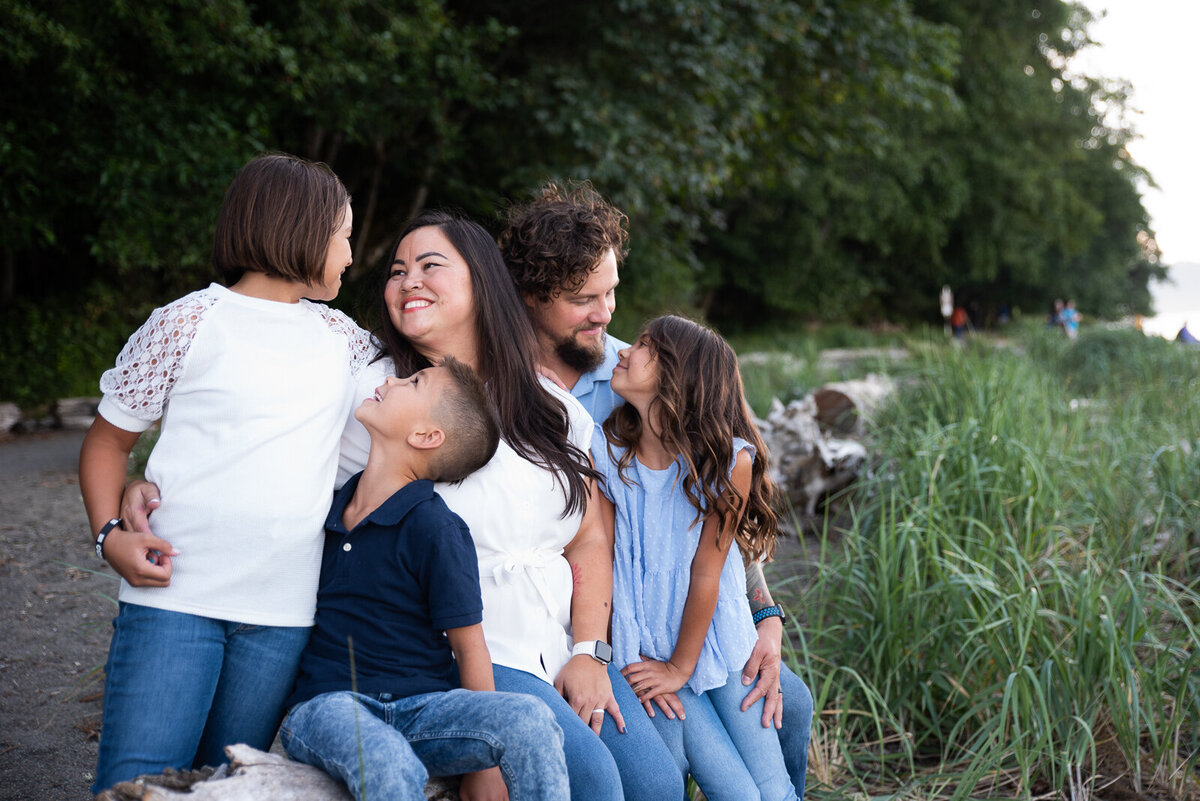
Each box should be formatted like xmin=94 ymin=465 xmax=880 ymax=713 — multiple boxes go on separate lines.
xmin=640 ymin=690 xmax=686 ymax=721
xmin=103 ymin=525 xmax=177 ymax=587
xmin=121 ymin=479 xmax=162 ymax=533
xmin=621 ymin=655 xmax=689 ymax=700
xmin=459 ymin=767 xmax=508 ymax=801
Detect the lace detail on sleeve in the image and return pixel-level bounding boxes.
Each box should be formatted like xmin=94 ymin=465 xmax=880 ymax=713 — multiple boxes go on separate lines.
xmin=98 ymin=290 xmax=219 ymax=423
xmin=309 ymin=304 xmax=377 ymax=376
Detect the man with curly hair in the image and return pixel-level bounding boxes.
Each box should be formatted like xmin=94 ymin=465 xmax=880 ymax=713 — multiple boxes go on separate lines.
xmin=498 ymin=181 xmax=629 ymax=421
xmin=500 ymin=181 xmax=815 ymax=799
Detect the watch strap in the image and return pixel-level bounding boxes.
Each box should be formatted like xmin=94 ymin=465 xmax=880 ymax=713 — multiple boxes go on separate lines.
xmin=571 ymin=640 xmax=613 ymax=665
xmin=752 ymin=603 xmax=786 ymax=625
xmin=95 ymin=518 xmax=122 ymax=561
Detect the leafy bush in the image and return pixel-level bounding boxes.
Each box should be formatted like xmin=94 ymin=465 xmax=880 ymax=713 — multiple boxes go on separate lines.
xmin=0 ymin=283 xmax=140 ymax=407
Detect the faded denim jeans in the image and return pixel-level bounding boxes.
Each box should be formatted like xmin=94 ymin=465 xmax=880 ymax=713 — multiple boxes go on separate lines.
xmin=281 ymin=689 xmax=569 ymax=801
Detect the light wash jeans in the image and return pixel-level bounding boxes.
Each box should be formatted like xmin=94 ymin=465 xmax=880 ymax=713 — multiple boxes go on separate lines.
xmin=778 ymin=664 xmax=814 ymax=798
xmin=650 ymin=670 xmax=798 ymax=801
xmin=493 ymin=662 xmax=683 ymax=801
xmin=281 ymin=689 xmax=569 ymax=801
xmin=92 ymin=602 xmax=311 ymax=794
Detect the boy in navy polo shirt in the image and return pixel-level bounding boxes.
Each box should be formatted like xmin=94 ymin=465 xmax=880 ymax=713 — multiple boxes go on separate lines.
xmin=280 ymin=357 xmax=569 ymax=801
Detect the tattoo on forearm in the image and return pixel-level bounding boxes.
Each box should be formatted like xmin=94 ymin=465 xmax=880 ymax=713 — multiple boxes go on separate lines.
xmin=745 ymin=562 xmax=774 ymax=613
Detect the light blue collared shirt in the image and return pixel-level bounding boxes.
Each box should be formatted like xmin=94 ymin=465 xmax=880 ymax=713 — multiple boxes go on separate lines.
xmin=570 ymin=334 xmax=629 ymax=424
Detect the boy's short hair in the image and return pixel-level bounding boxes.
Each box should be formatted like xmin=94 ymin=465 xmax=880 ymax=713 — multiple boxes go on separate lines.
xmin=427 ymin=357 xmax=501 ymax=483
xmin=499 ymin=180 xmax=629 ymax=303
xmin=212 ymin=153 xmax=350 ymax=287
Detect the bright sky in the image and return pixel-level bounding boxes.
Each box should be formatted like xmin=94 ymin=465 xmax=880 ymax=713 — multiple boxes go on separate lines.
xmin=1071 ymin=0 xmax=1200 ymax=269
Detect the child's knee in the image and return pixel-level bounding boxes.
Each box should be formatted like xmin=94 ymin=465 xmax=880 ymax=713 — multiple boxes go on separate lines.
xmin=506 ymin=695 xmax=562 ymax=743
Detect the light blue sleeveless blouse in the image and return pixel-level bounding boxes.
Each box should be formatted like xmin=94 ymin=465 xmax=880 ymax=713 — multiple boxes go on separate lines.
xmin=592 ymin=428 xmax=757 ymax=694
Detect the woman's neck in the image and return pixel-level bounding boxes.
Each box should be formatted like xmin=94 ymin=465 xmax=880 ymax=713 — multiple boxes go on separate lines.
xmin=229 ymin=272 xmax=307 ymax=303
xmin=414 ymin=340 xmax=479 ymax=373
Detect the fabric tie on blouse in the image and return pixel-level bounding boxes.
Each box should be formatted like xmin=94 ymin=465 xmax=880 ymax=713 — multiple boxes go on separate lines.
xmin=481 ymin=547 xmax=565 ymax=621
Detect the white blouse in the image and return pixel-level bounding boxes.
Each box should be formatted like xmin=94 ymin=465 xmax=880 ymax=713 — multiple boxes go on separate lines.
xmin=339 ymin=356 xmax=594 ymax=682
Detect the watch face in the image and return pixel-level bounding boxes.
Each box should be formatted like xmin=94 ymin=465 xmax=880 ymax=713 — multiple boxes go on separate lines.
xmin=596 ymin=641 xmax=613 ymax=663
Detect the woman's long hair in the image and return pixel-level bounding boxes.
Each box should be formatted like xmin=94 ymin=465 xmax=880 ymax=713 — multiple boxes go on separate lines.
xmin=602 ymin=315 xmax=778 ymax=561
xmin=372 ymin=210 xmax=598 ymax=516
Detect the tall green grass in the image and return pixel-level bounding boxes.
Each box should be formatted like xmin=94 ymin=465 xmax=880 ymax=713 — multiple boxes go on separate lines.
xmin=780 ymin=327 xmax=1200 ymax=800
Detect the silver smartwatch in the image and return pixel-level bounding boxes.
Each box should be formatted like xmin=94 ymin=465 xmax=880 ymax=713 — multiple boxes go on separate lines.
xmin=571 ymin=640 xmax=613 ymax=665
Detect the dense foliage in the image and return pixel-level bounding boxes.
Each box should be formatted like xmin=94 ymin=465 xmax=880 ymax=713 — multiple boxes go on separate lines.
xmin=1 ymin=0 xmax=1164 ymax=403
xmin=773 ymin=326 xmax=1200 ymax=799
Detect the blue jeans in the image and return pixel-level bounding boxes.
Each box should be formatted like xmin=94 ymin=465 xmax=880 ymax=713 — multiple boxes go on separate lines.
xmin=281 ymin=689 xmax=569 ymax=801
xmin=92 ymin=602 xmax=310 ymax=793
xmin=493 ymin=663 xmax=683 ymax=801
xmin=651 ymin=671 xmax=797 ymax=801
xmin=779 ymin=665 xmax=814 ymax=798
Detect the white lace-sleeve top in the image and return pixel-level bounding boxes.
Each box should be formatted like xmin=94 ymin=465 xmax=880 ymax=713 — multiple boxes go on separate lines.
xmin=98 ymin=284 xmax=373 ymax=626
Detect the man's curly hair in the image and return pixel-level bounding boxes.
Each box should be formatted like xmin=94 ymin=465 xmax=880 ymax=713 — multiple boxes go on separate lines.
xmin=499 ymin=181 xmax=629 ymax=303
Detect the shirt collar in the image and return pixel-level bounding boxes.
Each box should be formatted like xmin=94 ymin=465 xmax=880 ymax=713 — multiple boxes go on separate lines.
xmin=326 ymin=473 xmax=437 ymax=533
xmin=571 ymin=334 xmax=626 ymax=399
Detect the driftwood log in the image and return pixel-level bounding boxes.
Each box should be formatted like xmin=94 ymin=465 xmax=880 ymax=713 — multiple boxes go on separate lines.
xmin=755 ymin=373 xmax=894 ymax=521
xmin=95 ymin=744 xmax=461 ymax=801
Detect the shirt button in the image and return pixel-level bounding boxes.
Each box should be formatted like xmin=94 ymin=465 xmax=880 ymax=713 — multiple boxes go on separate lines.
xmin=342 ymin=543 xmax=352 ymax=552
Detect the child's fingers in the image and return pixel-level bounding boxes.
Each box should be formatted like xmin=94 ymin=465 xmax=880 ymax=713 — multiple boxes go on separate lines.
xmin=651 ymin=693 xmax=684 ymax=720
xmin=121 ymin=481 xmax=162 ymax=532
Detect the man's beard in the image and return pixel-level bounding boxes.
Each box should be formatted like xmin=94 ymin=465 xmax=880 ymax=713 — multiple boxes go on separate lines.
xmin=554 ymin=329 xmax=606 ymax=373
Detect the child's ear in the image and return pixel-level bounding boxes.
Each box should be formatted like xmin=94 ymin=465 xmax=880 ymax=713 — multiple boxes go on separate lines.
xmin=407 ymin=426 xmax=445 ymax=451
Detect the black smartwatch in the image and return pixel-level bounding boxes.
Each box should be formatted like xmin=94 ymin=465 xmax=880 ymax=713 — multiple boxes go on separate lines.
xmin=571 ymin=640 xmax=613 ymax=665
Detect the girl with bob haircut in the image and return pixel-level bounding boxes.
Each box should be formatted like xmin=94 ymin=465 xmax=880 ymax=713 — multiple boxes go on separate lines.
xmin=80 ymin=152 xmax=372 ymax=793
xmin=594 ymin=314 xmax=796 ymax=801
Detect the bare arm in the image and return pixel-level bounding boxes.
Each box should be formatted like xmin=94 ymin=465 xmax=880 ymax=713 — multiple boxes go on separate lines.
xmin=79 ymin=417 xmax=176 ymax=586
xmin=621 ymin=452 xmax=751 ymax=699
xmin=557 ymin=476 xmax=625 ymax=735
xmin=446 ymin=624 xmax=507 ymax=801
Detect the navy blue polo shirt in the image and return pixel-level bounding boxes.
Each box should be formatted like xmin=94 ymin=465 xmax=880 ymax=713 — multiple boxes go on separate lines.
xmin=287 ymin=475 xmax=483 ymax=708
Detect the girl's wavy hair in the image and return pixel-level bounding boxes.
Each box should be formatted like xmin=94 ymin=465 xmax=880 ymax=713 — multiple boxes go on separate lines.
xmin=372 ymin=209 xmax=599 ymax=516
xmin=602 ymin=315 xmax=778 ymax=561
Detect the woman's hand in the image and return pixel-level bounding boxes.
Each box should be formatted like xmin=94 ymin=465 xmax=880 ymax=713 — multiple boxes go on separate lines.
xmin=554 ymin=655 xmax=625 ymax=735
xmin=621 ymin=655 xmax=689 ymax=701
xmin=459 ymin=767 xmax=508 ymax=801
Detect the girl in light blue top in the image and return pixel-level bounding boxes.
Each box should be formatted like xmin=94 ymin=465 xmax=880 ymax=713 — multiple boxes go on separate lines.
xmin=592 ymin=315 xmax=795 ymax=801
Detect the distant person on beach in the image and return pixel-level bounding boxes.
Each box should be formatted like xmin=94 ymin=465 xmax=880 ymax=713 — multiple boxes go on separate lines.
xmin=1061 ymin=299 xmax=1080 ymax=339
xmin=1177 ymin=322 xmax=1199 ymax=345
xmin=940 ymin=285 xmax=953 ymax=334
xmin=1048 ymin=298 xmax=1065 ymax=329
xmin=80 ymin=154 xmax=371 ymax=793
xmin=950 ymin=306 xmax=969 ymax=339
xmin=279 ymin=358 xmax=570 ymax=801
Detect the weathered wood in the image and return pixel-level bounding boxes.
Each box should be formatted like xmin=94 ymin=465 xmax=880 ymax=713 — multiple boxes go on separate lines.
xmin=754 ymin=374 xmax=894 ymax=521
xmin=811 ymin=374 xmax=895 ymax=435
xmin=95 ymin=745 xmax=462 ymax=801
xmin=53 ymin=396 xmax=99 ymax=430
xmin=0 ymin=401 xmax=18 ymax=433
